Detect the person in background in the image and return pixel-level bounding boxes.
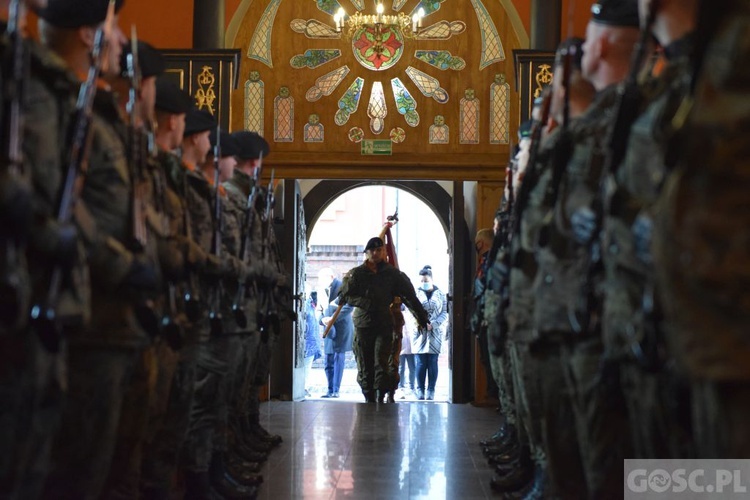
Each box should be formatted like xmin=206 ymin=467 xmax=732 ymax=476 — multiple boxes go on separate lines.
xmin=320 ymin=296 xmax=354 ymax=398
xmin=411 ymin=265 xmax=448 ymax=401
xmin=303 ymin=291 xmax=322 ymax=397
xmin=397 ymin=311 xmax=417 ymax=399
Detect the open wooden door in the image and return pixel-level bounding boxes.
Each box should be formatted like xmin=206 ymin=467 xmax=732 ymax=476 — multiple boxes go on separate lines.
xmin=270 ymin=179 xmax=306 ymax=401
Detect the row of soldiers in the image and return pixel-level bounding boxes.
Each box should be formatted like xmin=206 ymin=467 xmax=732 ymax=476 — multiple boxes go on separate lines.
xmin=472 ymin=0 xmax=750 ymax=498
xmin=0 ymin=1 xmax=294 ymax=499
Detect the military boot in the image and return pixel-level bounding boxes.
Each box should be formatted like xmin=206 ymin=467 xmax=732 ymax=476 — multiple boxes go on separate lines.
xmin=237 ymin=418 xmax=273 ymax=453
xmin=183 ymin=470 xmax=223 ymax=500
xmin=226 ymin=452 xmax=262 ymax=473
xmin=363 ymin=390 xmax=376 ymax=402
xmin=210 ymin=452 xmax=264 ymax=488
xmin=248 ymin=420 xmax=282 ymax=447
xmin=501 ymin=464 xmax=545 ymax=500
xmin=207 ymin=455 xmax=258 ymax=499
xmin=488 ymin=449 xmax=533 ymax=493
xmin=480 ymin=422 xmax=512 ymax=447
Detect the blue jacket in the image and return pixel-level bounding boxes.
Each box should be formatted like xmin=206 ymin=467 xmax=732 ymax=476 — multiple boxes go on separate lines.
xmin=304 ymin=300 xmax=322 ymax=359
xmin=321 ymin=300 xmax=354 ymax=354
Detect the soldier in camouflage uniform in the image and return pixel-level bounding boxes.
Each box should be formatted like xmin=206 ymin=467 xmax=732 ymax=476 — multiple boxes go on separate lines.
xmin=339 ymin=236 xmax=429 ymax=403
xmin=600 ymin=0 xmax=698 ymax=459
xmin=0 ymin=1 xmax=89 ymax=498
xmin=654 ymin=0 xmax=750 ymax=458
xmin=36 ymin=2 xmax=169 ymax=499
xmin=224 ymin=131 xmax=284 ymax=466
xmin=532 ymin=1 xmax=639 ymax=496
xmin=140 ymin=78 xmax=204 ymax=500
xmin=494 ymin=38 xmax=594 ymax=499
xmin=178 ymin=109 xmax=257 ymax=499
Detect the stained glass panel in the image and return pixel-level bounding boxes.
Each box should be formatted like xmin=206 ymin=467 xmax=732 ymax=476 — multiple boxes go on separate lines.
xmin=460 ymin=90 xmax=480 ymax=144
xmin=335 ymin=77 xmax=365 ymax=126
xmin=490 ymin=74 xmax=510 ymax=144
xmin=405 ymin=66 xmax=448 ymax=104
xmin=244 ymin=74 xmax=264 ymax=134
xmin=290 ymin=49 xmax=342 ymax=69
xmin=470 ymin=0 xmax=505 ymax=69
xmin=367 ymin=81 xmax=387 ymax=135
xmin=391 ymin=78 xmax=420 ymax=127
xmin=274 ymin=91 xmax=294 ymax=142
xmin=305 ymin=66 xmax=350 ymax=102
xmin=247 ymin=0 xmax=283 ymax=68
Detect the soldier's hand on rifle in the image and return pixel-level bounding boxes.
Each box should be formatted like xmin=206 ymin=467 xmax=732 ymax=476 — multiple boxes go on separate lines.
xmin=121 ymin=258 xmax=158 ymax=292
xmin=570 ymin=206 xmax=597 ymax=245
xmin=632 ymin=213 xmax=653 ymax=265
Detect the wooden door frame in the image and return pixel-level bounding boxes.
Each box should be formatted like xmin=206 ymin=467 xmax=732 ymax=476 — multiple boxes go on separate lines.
xmin=293 ymin=180 xmax=473 ymax=404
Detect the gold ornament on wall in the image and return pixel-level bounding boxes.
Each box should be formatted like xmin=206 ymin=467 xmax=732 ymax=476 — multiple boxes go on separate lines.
xmin=195 ymin=65 xmax=217 ymax=114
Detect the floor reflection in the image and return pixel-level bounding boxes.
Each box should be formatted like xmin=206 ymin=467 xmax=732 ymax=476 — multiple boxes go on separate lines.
xmin=255 ymin=401 xmax=499 ymax=499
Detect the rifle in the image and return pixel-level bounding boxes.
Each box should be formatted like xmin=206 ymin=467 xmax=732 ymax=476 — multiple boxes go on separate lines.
xmin=208 ymin=126 xmax=223 ymax=337
xmin=29 ymin=0 xmax=117 ymax=352
xmin=0 ymin=0 xmax=30 ymax=330
xmin=569 ymin=4 xmax=658 ymax=335
xmin=232 ymin=151 xmax=262 ymax=328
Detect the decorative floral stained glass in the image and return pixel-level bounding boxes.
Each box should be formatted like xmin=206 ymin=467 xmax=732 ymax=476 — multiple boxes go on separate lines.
xmin=391 ymin=78 xmax=420 ymax=127
xmin=429 ymin=115 xmax=449 ymax=144
xmin=313 ymin=0 xmax=343 ymax=15
xmin=290 ymin=18 xmax=340 ymax=39
xmin=335 ymin=77 xmax=365 ymax=126
xmin=349 ymin=0 xmax=364 ymax=10
xmin=244 ymin=71 xmax=264 ymax=134
xmin=274 ymin=87 xmax=294 ymax=142
xmin=414 ymin=50 xmax=466 ymax=71
xmin=306 ymin=66 xmax=350 ymax=102
xmin=470 ymin=0 xmax=506 ymax=69
xmin=290 ymin=49 xmax=342 ymax=69
xmin=390 ymin=127 xmax=406 ymax=143
xmin=460 ymin=88 xmax=480 ymax=144
xmin=490 ymin=74 xmax=510 ymax=144
xmin=348 ymin=127 xmax=365 ymax=143
xmin=352 ymin=26 xmax=404 ymax=71
xmin=367 ymin=82 xmax=388 ymax=135
xmin=410 ymin=0 xmax=446 ymax=17
xmin=304 ymin=114 xmax=324 ymax=142
xmin=405 ymin=66 xmax=448 ymax=104
xmin=247 ymin=0 xmax=283 ymax=68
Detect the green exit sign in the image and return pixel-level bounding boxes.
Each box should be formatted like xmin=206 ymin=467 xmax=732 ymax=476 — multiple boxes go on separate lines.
xmin=361 ymin=139 xmax=392 ymax=156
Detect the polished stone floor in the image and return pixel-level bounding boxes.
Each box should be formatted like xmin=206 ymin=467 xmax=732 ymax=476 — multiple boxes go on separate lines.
xmin=254 ymin=400 xmax=501 ymax=499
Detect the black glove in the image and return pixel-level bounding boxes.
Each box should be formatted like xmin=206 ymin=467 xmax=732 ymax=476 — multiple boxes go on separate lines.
xmin=121 ymin=259 xmax=158 ymax=292
xmin=55 ymin=223 xmax=79 ymax=270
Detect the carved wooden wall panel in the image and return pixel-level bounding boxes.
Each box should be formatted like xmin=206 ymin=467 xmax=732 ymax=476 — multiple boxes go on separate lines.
xmin=229 ymin=0 xmax=526 ymax=181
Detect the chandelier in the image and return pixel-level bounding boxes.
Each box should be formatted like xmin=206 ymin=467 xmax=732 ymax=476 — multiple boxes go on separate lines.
xmin=333 ymin=3 xmax=425 ymax=40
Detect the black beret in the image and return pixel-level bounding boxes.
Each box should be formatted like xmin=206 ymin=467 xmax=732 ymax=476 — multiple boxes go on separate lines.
xmin=209 ymin=129 xmax=240 ymax=158
xmin=38 ymin=0 xmax=125 ymax=29
xmin=184 ymin=109 xmax=216 ymax=137
xmin=120 ymin=40 xmax=165 ymax=79
xmin=554 ymin=37 xmax=585 ymax=69
xmin=590 ymin=0 xmax=640 ymax=28
xmin=155 ymin=78 xmax=193 ymax=114
xmin=231 ymin=131 xmax=270 ymax=160
xmin=364 ymin=237 xmax=384 ymax=252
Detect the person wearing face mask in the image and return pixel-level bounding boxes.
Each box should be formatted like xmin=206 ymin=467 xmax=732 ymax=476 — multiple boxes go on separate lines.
xmin=411 ymin=265 xmax=448 ymax=401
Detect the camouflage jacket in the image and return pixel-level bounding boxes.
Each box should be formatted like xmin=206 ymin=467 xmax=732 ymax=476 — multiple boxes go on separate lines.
xmin=655 ymin=10 xmax=750 ymax=380
xmin=340 ymin=260 xmax=428 ymax=330
xmin=602 ymin=35 xmax=694 ymax=359
xmin=533 ymin=86 xmax=620 ymax=336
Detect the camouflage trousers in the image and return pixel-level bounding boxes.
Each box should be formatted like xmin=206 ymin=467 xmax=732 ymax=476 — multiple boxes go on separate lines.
xmin=489 ymin=345 xmax=516 ymax=426
xmin=508 ymin=341 xmax=545 ymax=465
xmin=531 ymin=343 xmax=587 ymax=499
xmin=691 ymin=379 xmax=750 ymax=458
xmin=229 ymin=333 xmax=261 ymax=423
xmin=560 ymin=337 xmax=631 ymax=499
xmin=140 ymin=339 xmax=199 ymax=492
xmin=42 ymin=343 xmax=142 ymax=500
xmin=620 ymin=363 xmax=693 ymax=459
xmin=0 ymin=331 xmax=65 ymax=500
xmin=353 ymin=326 xmax=392 ymax=393
xmin=100 ymin=345 xmax=158 ymax=500
xmin=183 ymin=334 xmax=233 ymax=472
